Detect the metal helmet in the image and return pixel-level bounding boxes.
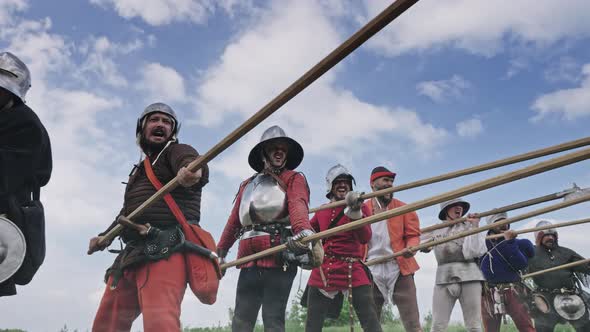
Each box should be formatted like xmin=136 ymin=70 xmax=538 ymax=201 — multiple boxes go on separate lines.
xmin=135 ymin=102 xmax=180 ymax=139
xmin=248 ymin=125 xmax=304 ymax=172
xmin=438 ymin=197 xmax=470 ymax=220
xmin=0 ymin=215 xmax=27 ymax=283
xmin=534 ymin=220 xmax=558 ymax=245
xmin=0 ymin=52 xmax=31 ymax=103
xmin=554 ymin=294 xmax=586 ymax=321
xmin=486 ymin=212 xmax=508 ymax=225
xmin=325 ymin=164 xmax=356 ymax=199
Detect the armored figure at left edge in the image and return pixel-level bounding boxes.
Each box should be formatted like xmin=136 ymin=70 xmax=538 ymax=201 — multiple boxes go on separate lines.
xmin=0 ymin=52 xmax=52 ymax=297
xmin=217 ymin=125 xmax=322 ymax=332
xmin=87 ymin=103 xmax=209 ymax=332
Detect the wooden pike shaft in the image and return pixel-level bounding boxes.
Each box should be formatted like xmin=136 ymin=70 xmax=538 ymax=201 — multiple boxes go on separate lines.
xmin=421 ymin=191 xmax=569 ymax=234
xmin=521 ymin=258 xmax=590 ymax=279
xmin=221 ymin=146 xmax=590 ymax=269
xmin=98 ymin=0 xmax=421 ymax=245
xmin=486 ymin=217 xmax=590 ymax=240
xmin=309 ymin=137 xmax=590 ymax=214
xmin=366 ymin=194 xmax=590 ymax=266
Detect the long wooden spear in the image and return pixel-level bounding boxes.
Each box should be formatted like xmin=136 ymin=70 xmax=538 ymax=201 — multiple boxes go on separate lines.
xmin=365 ymin=193 xmax=590 ymax=266
xmin=486 ymin=217 xmax=590 ymax=240
xmin=97 ymin=0 xmax=421 ymax=246
xmin=420 ymin=186 xmax=580 ymax=233
xmin=521 ymin=259 xmax=590 ymax=279
xmin=221 ymin=146 xmax=590 ymax=269
xmin=309 ymin=137 xmax=590 ymax=214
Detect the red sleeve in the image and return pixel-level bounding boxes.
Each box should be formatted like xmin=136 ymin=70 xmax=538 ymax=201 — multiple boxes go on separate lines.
xmin=310 ymin=213 xmax=320 ymax=233
xmin=217 ymin=181 xmax=247 ymax=251
xmin=353 ymin=204 xmax=372 ymax=244
xmin=286 ymin=173 xmax=312 ymax=234
xmin=404 ymin=210 xmax=421 ymax=247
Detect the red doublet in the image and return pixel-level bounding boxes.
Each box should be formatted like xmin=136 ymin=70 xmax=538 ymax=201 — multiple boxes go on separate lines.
xmin=217 ymin=170 xmax=312 ymax=268
xmin=307 ymin=204 xmax=372 ymax=292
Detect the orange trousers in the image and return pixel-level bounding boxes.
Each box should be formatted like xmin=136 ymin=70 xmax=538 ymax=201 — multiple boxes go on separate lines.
xmin=92 ymin=253 xmax=187 ymax=332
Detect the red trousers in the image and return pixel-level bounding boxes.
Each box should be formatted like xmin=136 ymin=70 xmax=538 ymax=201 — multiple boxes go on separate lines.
xmin=92 ymin=253 xmax=187 ymax=332
xmin=481 ymin=285 xmax=534 ymax=332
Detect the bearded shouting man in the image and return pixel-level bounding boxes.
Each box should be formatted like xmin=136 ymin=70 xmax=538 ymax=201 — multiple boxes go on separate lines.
xmin=88 ymin=103 xmax=209 ymax=332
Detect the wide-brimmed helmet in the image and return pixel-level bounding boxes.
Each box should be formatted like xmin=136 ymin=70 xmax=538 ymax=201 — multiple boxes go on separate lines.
xmin=248 ymin=125 xmax=304 ymax=172
xmin=438 ymin=198 xmax=470 ymax=220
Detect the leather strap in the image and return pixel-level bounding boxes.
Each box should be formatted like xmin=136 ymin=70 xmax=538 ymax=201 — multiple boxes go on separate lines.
xmin=143 ymin=158 xmax=189 ymax=228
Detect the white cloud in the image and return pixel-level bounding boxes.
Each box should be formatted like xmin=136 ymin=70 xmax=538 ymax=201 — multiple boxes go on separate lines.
xmin=138 ymin=62 xmax=187 ymax=102
xmin=195 ymin=0 xmax=448 ymax=180
xmin=544 ymin=56 xmax=581 ymax=84
xmin=90 ymin=0 xmax=256 ymax=26
xmin=531 ymin=63 xmax=590 ymax=121
xmin=76 ymin=35 xmax=145 ymax=88
xmin=456 ymin=118 xmax=483 ymax=138
xmin=362 ymin=0 xmax=590 ymax=57
xmin=0 ymin=0 xmax=27 ymax=26
xmin=417 ymin=75 xmax=470 ymax=103
xmin=90 ymin=0 xmax=213 ymax=26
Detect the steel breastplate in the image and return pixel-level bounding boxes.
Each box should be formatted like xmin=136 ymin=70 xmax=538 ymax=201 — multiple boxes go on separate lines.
xmin=239 ymin=173 xmax=288 ymax=227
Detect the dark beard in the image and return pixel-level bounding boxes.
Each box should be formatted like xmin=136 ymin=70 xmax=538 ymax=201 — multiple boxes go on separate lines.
xmin=140 ymin=135 xmax=169 ymax=156
xmin=375 ymin=186 xmax=392 ymax=205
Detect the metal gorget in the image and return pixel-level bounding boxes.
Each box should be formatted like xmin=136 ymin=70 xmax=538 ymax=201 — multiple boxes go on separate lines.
xmin=239 ymin=173 xmax=289 ymax=239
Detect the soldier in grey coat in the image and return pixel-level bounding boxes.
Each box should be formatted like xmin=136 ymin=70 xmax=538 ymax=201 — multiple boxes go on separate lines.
xmin=421 ymin=198 xmax=487 ymax=332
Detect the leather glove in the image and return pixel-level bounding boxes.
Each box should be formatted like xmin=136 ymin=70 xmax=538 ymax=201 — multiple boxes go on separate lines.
xmin=344 ymin=191 xmax=364 ymax=220
xmin=286 ymin=229 xmax=314 ymax=255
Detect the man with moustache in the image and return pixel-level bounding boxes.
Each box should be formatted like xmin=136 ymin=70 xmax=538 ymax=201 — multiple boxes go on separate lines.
xmin=364 ymin=166 xmax=423 ymax=331
xmin=0 ymin=52 xmax=52 ymax=296
xmin=479 ymin=213 xmax=535 ymax=332
xmin=422 ymin=198 xmax=487 ymax=332
xmin=88 ymin=103 xmax=209 ymax=331
xmin=217 ymin=125 xmax=321 ymax=332
xmin=305 ymin=164 xmax=382 ymax=332
xmin=528 ymin=220 xmax=590 ymax=332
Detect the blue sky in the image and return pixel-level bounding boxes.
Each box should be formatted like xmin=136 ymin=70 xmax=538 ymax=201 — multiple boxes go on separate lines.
xmin=1 ymin=0 xmax=590 ymax=330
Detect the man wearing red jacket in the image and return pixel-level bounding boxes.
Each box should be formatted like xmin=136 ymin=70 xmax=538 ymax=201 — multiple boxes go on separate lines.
xmin=217 ymin=125 xmax=319 ymax=332
xmin=305 ymin=164 xmax=382 ymax=332
xmin=365 ymin=166 xmax=423 ymax=332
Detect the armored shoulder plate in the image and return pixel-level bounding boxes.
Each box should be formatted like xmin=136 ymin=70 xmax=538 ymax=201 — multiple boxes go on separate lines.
xmin=239 ymin=173 xmax=288 ymax=226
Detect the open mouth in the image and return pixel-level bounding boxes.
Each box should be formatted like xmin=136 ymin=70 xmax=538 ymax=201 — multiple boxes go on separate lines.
xmin=151 ymin=128 xmax=166 ymax=138
xmin=335 ymin=187 xmax=347 ymax=194
xmin=273 ymin=152 xmax=284 ymax=161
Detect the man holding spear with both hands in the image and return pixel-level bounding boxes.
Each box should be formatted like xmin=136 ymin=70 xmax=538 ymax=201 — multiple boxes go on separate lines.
xmin=304 ymin=164 xmax=381 ymax=332
xmin=364 ymin=166 xmax=423 ymax=332
xmin=479 ymin=212 xmax=536 ymax=332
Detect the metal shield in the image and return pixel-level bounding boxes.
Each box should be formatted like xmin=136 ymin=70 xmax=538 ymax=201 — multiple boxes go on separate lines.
xmin=554 ymin=294 xmax=586 ymax=321
xmin=0 ymin=215 xmax=26 ymax=283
